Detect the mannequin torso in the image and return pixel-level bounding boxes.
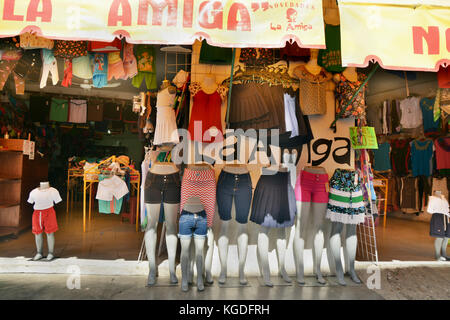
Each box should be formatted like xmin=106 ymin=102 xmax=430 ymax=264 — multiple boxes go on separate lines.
xmin=149 ymin=162 xmax=179 ymax=175
xmin=201 ymin=75 xmax=218 ymax=95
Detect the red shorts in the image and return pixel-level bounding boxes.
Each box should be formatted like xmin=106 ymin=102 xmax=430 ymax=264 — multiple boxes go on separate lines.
xmin=295 ymin=170 xmax=329 ymax=203
xmin=32 ymin=207 xmax=58 ymax=235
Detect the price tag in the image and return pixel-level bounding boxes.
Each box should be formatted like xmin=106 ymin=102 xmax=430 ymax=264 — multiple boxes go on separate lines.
xmin=29 ymin=141 xmax=35 ymax=160
xmin=23 ymin=140 xmax=30 ymax=155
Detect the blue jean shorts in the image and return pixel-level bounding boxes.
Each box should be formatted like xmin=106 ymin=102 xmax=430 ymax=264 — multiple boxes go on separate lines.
xmin=178 ymin=210 xmax=207 ymax=239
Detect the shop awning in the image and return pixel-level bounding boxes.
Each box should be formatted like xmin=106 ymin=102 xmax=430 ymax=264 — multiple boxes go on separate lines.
xmin=339 ymin=0 xmax=450 ymax=71
xmin=0 ymin=0 xmax=325 ymax=48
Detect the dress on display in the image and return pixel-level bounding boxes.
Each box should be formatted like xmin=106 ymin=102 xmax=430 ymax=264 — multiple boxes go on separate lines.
xmin=153 ymin=87 xmax=179 ymax=145
xmin=188 ymin=82 xmax=227 ymax=143
xmin=334 ymin=73 xmax=368 ymax=119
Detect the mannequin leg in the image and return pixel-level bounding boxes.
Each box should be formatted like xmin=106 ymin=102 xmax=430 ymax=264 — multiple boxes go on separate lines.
xmin=144 ymin=203 xmax=162 ymax=286
xmin=293 ymin=201 xmax=310 ymax=284
xmin=311 ymin=202 xmax=328 ymax=284
xmin=163 ymin=203 xmax=180 ymax=284
xmin=204 ymin=228 xmax=214 ymax=284
xmin=218 ymin=220 xmax=230 ymax=284
xmin=46 ymin=233 xmax=55 ymax=261
xmin=237 ymin=223 xmax=249 ymax=285
xmin=345 ymin=224 xmax=361 ymax=284
xmin=188 ymin=240 xmax=195 ymax=284
xmin=257 ymin=226 xmax=273 ymax=287
xmin=180 ymin=238 xmax=191 ymax=292
xmin=276 ymin=228 xmax=291 ymax=283
xmin=33 ymin=234 xmax=44 ymax=261
xmin=194 ymin=237 xmax=206 ymax=291
xmin=329 ymin=222 xmax=346 ymax=286
xmin=441 ymin=238 xmax=449 ymax=259
xmin=434 ymin=238 xmax=443 ymax=260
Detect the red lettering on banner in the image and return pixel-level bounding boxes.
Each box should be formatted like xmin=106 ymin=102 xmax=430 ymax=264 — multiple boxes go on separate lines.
xmin=108 ymin=0 xmax=132 ymax=26
xmin=227 ymin=2 xmax=251 ymax=31
xmin=26 ymin=0 xmax=51 ymax=22
xmin=183 ymin=0 xmax=194 ymax=28
xmin=198 ymin=1 xmax=223 ymax=29
xmin=138 ymin=0 xmax=178 ymax=26
xmin=3 ymin=0 xmax=24 ymax=21
xmin=446 ymin=28 xmax=450 ymax=53
xmin=412 ymin=26 xmax=439 ymax=55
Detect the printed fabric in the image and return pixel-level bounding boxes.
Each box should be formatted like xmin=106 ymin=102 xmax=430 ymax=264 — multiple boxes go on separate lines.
xmin=53 ymin=40 xmax=88 ymax=59
xmin=410 ymin=139 xmax=433 ymax=177
xmin=326 ymin=169 xmax=366 ymax=225
xmin=90 ymin=53 xmax=108 ymax=88
xmin=335 ymin=73 xmax=368 ymax=119
xmin=132 ymin=45 xmax=157 ymax=90
xmin=40 ymin=49 xmax=59 ymax=88
xmin=20 ymin=32 xmax=54 ymax=49
xmin=122 ymin=43 xmax=138 ymax=80
xmin=318 ymin=24 xmax=345 ymax=73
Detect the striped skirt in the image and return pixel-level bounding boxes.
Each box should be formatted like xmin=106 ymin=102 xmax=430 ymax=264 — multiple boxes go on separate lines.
xmin=326 ymin=169 xmax=366 ymax=225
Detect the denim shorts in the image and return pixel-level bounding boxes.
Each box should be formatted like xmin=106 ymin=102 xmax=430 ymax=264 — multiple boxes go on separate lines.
xmin=216 ymin=170 xmax=252 ymax=224
xmin=178 ymin=210 xmax=207 ymax=239
xmin=144 ymin=172 xmax=181 ymax=204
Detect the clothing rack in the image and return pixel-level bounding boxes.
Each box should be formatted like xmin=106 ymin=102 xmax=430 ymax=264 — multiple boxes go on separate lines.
xmin=82 ymin=155 xmax=140 ymax=232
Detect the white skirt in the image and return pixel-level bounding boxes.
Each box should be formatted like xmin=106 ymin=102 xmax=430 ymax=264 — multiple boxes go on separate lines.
xmin=153 ymin=106 xmax=180 ymax=145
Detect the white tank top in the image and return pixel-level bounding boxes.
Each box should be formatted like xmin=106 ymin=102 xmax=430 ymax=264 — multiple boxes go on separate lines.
xmin=156 ymin=87 xmax=176 ymax=108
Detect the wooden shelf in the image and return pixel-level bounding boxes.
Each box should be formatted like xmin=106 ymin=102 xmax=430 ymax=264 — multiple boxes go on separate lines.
xmin=0 ymin=226 xmax=18 ymax=238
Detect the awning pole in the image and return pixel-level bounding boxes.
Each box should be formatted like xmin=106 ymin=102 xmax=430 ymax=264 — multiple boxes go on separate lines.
xmin=225 ymin=48 xmax=236 ymax=128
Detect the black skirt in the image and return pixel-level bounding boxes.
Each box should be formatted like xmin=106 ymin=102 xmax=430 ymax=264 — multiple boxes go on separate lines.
xmin=430 ymin=213 xmax=450 ymax=238
xmin=250 ymin=171 xmax=296 ymax=228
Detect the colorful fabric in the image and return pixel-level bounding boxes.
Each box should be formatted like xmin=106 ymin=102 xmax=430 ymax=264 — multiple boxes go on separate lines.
xmin=49 ymin=98 xmax=69 ymax=122
xmin=335 ymin=73 xmax=368 ymax=119
xmin=72 ymin=55 xmax=93 ymax=80
xmin=61 ymin=59 xmax=73 ymax=87
xmin=90 ymin=53 xmax=108 ymax=88
xmin=239 ymin=48 xmax=277 ymax=66
xmin=98 ymin=197 xmax=123 ymax=214
xmin=131 ymin=45 xmax=156 ymax=89
xmin=88 ymin=39 xmax=122 ymax=52
xmin=53 ymin=40 xmax=87 ymax=59
xmin=40 ymin=49 xmax=59 ymax=88
xmin=32 ymin=207 xmax=58 ymax=235
xmin=107 ymin=52 xmax=125 ymax=80
xmin=326 ymin=169 xmax=366 ymax=225
xmin=122 ymin=43 xmax=138 ymax=80
xmin=20 ymin=32 xmax=54 ymax=49
xmin=318 ymin=24 xmax=345 ymax=73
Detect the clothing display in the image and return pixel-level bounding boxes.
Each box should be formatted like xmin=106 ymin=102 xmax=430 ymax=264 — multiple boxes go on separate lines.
xmin=239 ymin=48 xmax=278 ymax=66
xmin=390 ymin=139 xmax=411 ymax=176
xmin=29 ymin=95 xmax=51 ymax=123
xmin=335 ymin=73 xmax=368 ymax=119
xmin=178 ymin=210 xmax=208 ymax=239
xmin=318 ymin=25 xmax=345 ymax=73
xmin=420 ymin=97 xmax=440 ymax=133
xmin=295 ymin=170 xmax=329 ymax=203
xmin=27 ymin=187 xmax=62 ymax=210
xmin=284 ymin=93 xmax=299 ymax=138
xmin=53 ymin=40 xmax=88 ymax=59
xmin=199 ymin=40 xmax=233 ymax=65
xmin=326 ymin=169 xmax=366 ymax=224
xmin=98 ymin=196 xmax=124 ymax=215
xmin=294 ymin=64 xmax=331 ymax=115
xmin=188 ymin=82 xmax=227 ymax=143
xmin=95 ymin=175 xmax=129 ymax=201
xmin=87 ymin=99 xmax=104 ymax=122
xmin=399 ymin=177 xmax=419 ymax=210
xmin=216 ymin=170 xmax=252 ymax=224
xmin=88 ymin=39 xmax=122 ymax=52
xmin=399 ymin=96 xmax=422 ymax=129
xmin=437 ymin=66 xmax=450 ymax=88
xmin=279 ymin=42 xmax=310 ymax=62
xmin=40 ymin=49 xmax=59 ymax=88
xmin=435 ymin=137 xmax=450 ymax=170
xmin=410 ymin=139 xmax=433 ymax=177
xmin=153 ymin=87 xmax=179 ymax=145
xmin=432 ymin=177 xmax=449 ymax=201
xmin=132 ymin=45 xmax=157 ymax=90
xmin=31 ymin=207 xmax=58 ymax=235
xmin=49 ymin=98 xmax=69 ymax=122
xmin=61 ymin=59 xmax=73 ymax=87
xmin=250 ymin=170 xmax=296 ymax=228
xmin=68 ymin=99 xmax=87 ymax=123
xmin=107 ymin=52 xmax=125 ymax=81
xmin=121 ymin=43 xmax=138 ymax=80
xmin=19 ymin=32 xmax=54 ymax=49
xmin=372 ymin=142 xmax=391 ymax=171
xmin=429 ymin=213 xmax=450 ymax=238
xmin=144 ymin=171 xmax=181 ymax=204
xmin=72 ymin=55 xmax=93 ymax=80
xmin=180 ymin=168 xmax=216 ymax=228
xmin=90 ymin=53 xmax=108 ymax=88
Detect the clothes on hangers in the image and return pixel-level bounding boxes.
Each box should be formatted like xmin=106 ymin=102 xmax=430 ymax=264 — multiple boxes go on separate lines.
xmin=72 ymin=55 xmax=93 ymax=80
xmin=410 ymin=139 xmax=434 ymax=177
xmin=435 ymin=137 xmax=450 ymax=170
xmin=68 ymin=99 xmax=87 ymax=123
xmin=318 ymin=24 xmax=345 ymax=73
xmin=334 ymin=72 xmax=368 ymax=119
xmin=49 ymin=98 xmax=69 ymax=122
xmin=40 ymin=49 xmax=59 ymax=88
xmin=153 ymin=87 xmax=179 ymax=145
xmin=399 ymin=96 xmax=422 ymax=129
xmin=61 ymin=59 xmax=73 ymax=87
xmin=390 ymin=139 xmax=411 ymax=176
xmin=131 ymin=45 xmax=156 ymax=90
xmin=372 ymin=142 xmax=391 ymax=172
xmin=420 ymin=97 xmax=440 ymax=133
xmin=90 ymin=53 xmax=108 ymax=88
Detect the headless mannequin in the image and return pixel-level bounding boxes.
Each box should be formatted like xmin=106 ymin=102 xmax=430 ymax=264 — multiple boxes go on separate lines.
xmin=160 ymin=79 xmax=176 ymax=94
xmin=144 ymin=162 xmax=180 ymax=286
xmin=293 ymin=166 xmax=328 ymax=285
xmin=432 ymin=191 xmax=449 ymax=261
xmin=304 ymin=49 xmax=323 ymax=76
xmin=329 ymin=169 xmax=361 ymax=286
xmin=257 ymin=152 xmax=297 ymax=287
xmin=33 ymin=182 xmax=56 ymax=261
xmin=333 ymin=67 xmax=358 ymax=83
xmin=218 ymin=164 xmax=250 ymax=285
xmin=180 ymin=163 xmax=212 ymax=292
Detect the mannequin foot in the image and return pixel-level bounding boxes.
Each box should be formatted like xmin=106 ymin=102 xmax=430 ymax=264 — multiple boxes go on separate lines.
xmin=336 ymin=274 xmax=347 ymax=286
xmin=349 ymin=271 xmax=362 ymax=284
xmin=147 ymin=272 xmax=156 ymax=286
xmin=181 ymin=281 xmax=189 ymax=292
xmin=239 ymin=276 xmax=248 ymax=285
xmin=296 ymin=273 xmax=305 ymax=285
xmin=279 ymin=269 xmax=292 ymax=283
xmin=263 ymin=278 xmax=274 ymax=287
xmin=316 ymin=273 xmax=326 ymax=285
xmin=205 ymin=273 xmax=214 ymax=285
xmin=170 ymin=273 xmax=178 ymax=284
xmin=197 ymin=278 xmax=205 ymax=292
xmin=437 ymin=256 xmax=447 ymax=262
xmin=218 ymin=272 xmax=226 ymax=284
xmin=32 ymin=253 xmax=43 ymax=261
xmin=46 ymin=253 xmax=54 ymax=261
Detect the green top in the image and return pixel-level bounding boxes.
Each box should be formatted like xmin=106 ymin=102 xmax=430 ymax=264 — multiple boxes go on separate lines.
xmin=318 ymin=25 xmax=345 ymax=73
xmin=199 ymin=40 xmax=233 ymax=65
xmin=50 ymin=98 xmax=69 ymax=122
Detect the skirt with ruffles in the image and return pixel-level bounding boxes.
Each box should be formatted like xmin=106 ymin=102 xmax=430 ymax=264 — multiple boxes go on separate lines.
xmin=153 ymin=106 xmax=179 ymax=145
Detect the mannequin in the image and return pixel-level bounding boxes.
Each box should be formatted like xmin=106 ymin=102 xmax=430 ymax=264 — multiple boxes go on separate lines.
xmin=179 ymin=163 xmax=213 ymax=292
xmin=144 ymin=162 xmax=180 ymax=286
xmin=201 ymin=74 xmax=218 ymax=94
xmin=256 ymin=151 xmax=297 ymax=287
xmin=217 ymin=164 xmax=250 ymax=285
xmin=160 ymin=79 xmax=176 ymax=94
xmin=27 ymin=182 xmax=62 ymax=261
xmin=304 ymin=49 xmax=323 ymax=76
xmin=293 ymin=166 xmax=328 ymax=285
xmin=429 ymin=191 xmax=449 ymax=261
xmin=342 ymin=67 xmax=358 ymax=82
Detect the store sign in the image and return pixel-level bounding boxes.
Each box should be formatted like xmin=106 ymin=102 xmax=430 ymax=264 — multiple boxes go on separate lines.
xmin=339 ymin=0 xmax=450 ymax=71
xmin=0 ymin=0 xmax=325 ymax=48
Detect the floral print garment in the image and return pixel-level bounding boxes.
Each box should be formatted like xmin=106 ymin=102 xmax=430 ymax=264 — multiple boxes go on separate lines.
xmin=327 ymin=169 xmax=366 ymax=216
xmin=335 ymin=73 xmax=368 ymax=119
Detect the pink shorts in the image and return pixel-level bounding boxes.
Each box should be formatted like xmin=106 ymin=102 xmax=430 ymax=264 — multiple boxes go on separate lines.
xmin=295 ymin=170 xmax=329 ymax=203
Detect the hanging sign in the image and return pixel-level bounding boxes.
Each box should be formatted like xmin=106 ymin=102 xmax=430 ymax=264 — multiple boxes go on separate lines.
xmin=349 ymin=126 xmax=378 ymax=150
xmin=0 ymin=0 xmax=325 ymax=48
xmin=339 ymin=0 xmax=450 ymax=71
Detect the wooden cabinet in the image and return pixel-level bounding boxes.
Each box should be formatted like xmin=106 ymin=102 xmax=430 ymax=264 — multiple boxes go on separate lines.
xmin=0 ymin=139 xmax=48 ymax=237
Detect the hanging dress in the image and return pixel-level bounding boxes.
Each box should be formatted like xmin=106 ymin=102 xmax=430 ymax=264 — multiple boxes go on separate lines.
xmin=153 ymin=87 xmax=179 ymax=145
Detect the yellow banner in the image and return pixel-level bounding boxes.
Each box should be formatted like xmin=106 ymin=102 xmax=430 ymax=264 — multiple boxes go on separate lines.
xmin=0 ymin=0 xmax=325 ymax=48
xmin=339 ymin=0 xmax=450 ymax=71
